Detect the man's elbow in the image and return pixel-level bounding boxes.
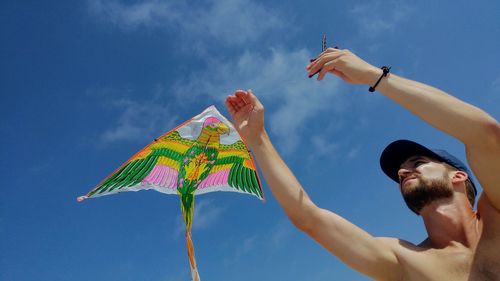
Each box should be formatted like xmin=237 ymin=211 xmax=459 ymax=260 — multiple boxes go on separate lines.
xmin=289 ymin=214 xmax=312 ymax=232
xmin=467 ymin=116 xmax=500 ymax=149
xmin=288 ymin=207 xmax=324 ymax=235
xmin=482 ymin=118 xmax=500 ymax=149
xmin=285 ymin=206 xmax=317 ymax=233
xmin=473 ymin=117 xmax=500 ymax=150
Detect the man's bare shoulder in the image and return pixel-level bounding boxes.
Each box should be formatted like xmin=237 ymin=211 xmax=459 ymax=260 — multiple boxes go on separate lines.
xmin=377 ymin=204 xmax=500 ymax=281
xmin=376 ymin=237 xmax=478 ymax=281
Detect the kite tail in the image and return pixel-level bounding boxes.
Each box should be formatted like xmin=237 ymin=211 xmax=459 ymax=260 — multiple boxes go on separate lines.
xmin=180 ymin=193 xmax=201 ymax=281
xmin=186 ymin=229 xmax=201 ymax=281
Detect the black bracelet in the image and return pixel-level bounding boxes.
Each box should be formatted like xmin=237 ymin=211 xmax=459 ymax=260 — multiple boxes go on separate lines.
xmin=368 ymin=66 xmax=391 ymax=92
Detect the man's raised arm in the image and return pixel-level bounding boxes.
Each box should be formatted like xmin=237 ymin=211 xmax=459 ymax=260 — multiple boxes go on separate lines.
xmin=307 ymin=49 xmax=500 ymax=210
xmin=225 ymin=90 xmax=402 ymax=281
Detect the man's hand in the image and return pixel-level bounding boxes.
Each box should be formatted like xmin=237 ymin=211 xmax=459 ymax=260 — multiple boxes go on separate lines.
xmin=225 ymin=89 xmax=265 ymax=148
xmin=307 ymin=48 xmax=381 ymax=84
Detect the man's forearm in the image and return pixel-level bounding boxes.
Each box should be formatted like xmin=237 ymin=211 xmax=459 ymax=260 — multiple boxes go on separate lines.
xmin=375 ymin=72 xmax=499 ymax=148
xmin=250 ymin=130 xmax=318 ymax=230
xmin=250 ymin=131 xmax=403 ymax=281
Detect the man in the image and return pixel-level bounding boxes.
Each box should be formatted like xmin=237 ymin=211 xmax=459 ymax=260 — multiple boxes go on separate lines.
xmin=224 ymin=48 xmax=500 ymax=281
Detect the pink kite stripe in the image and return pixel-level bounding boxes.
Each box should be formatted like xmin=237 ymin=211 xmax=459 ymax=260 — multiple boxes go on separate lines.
xmin=157 ymin=165 xmax=168 ymax=186
xmin=143 ymin=165 xmax=162 ymax=185
xmin=198 ymin=169 xmax=229 ymax=189
xmin=165 ymin=166 xmax=177 ymax=189
xmin=167 ymin=167 xmax=178 ymax=189
xmin=142 ymin=165 xmax=178 ymax=189
xmin=166 ymin=166 xmax=176 ymax=188
xmin=151 ymin=164 xmax=164 ymax=183
xmin=159 ymin=167 xmax=168 ymax=187
xmin=216 ymin=169 xmax=229 ymax=184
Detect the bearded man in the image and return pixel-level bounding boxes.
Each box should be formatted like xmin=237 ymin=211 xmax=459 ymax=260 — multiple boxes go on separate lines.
xmin=224 ymin=47 xmax=499 ymax=280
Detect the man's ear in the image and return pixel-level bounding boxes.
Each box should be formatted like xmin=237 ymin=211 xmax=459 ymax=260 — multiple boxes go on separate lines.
xmin=451 ymin=170 xmax=468 ymax=184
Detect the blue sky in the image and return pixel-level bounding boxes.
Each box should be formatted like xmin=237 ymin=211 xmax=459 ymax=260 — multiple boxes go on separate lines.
xmin=1 ymin=1 xmax=499 ymax=280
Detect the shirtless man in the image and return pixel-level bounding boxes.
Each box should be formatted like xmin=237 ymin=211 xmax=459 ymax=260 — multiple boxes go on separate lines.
xmin=224 ymin=48 xmax=500 ymax=281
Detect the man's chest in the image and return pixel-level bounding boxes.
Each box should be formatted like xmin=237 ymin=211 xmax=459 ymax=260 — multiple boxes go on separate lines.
xmin=399 ymin=247 xmax=474 ymax=281
xmin=469 ymin=236 xmax=500 ymax=281
xmin=399 ymin=244 xmax=500 ymax=281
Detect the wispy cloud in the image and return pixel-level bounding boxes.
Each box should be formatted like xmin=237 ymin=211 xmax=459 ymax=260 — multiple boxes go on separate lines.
xmin=234 ymin=235 xmax=257 ymax=258
xmin=92 ymin=86 xmax=179 ymax=144
xmin=192 ymin=199 xmax=224 ymax=230
xmin=172 ymin=48 xmax=345 ymax=153
xmin=346 ymin=146 xmax=360 ymax=160
xmin=173 ymin=198 xmax=224 ymax=238
xmin=492 ymin=77 xmax=500 ymax=92
xmin=350 ymin=1 xmax=414 ymax=37
xmin=222 ymin=234 xmax=258 ymax=266
xmin=222 ymin=219 xmax=293 ymax=266
xmin=30 ymin=157 xmax=55 ymax=175
xmin=310 ymin=135 xmax=340 ymax=156
xmin=88 ymin=0 xmax=283 ymax=45
xmin=489 ymin=77 xmax=500 ymax=103
xmin=269 ymin=219 xmax=293 ymax=249
xmin=88 ymin=0 xmax=176 ymax=29
xmin=89 ymin=1 xmax=348 ymax=154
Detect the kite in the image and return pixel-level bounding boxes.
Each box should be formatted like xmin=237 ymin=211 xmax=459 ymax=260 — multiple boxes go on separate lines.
xmin=78 ymin=106 xmax=264 ymax=281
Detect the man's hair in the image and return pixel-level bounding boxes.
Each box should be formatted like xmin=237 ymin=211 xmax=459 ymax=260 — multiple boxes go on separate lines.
xmin=443 ymin=163 xmax=476 ymax=206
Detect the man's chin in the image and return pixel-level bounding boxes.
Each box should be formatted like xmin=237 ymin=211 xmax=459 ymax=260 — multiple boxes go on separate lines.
xmin=401 ymin=178 xmax=420 ymax=191
xmin=401 ymin=179 xmax=453 ymax=215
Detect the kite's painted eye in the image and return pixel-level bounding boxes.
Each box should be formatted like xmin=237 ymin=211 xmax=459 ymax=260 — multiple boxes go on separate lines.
xmin=210 ymin=123 xmax=217 ymax=128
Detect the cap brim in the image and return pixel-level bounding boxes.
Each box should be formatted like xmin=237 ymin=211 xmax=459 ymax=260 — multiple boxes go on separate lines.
xmin=380 ymin=139 xmax=444 ymax=183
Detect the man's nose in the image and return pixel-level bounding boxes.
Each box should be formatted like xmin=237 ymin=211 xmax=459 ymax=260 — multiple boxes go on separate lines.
xmin=398 ymin=168 xmax=412 ymax=182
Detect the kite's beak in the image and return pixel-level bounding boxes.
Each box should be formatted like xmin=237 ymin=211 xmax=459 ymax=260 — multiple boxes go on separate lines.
xmin=217 ymin=122 xmax=230 ymax=135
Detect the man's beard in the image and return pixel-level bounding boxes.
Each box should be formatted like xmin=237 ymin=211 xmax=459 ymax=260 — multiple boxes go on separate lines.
xmin=401 ymin=176 xmax=453 ymax=215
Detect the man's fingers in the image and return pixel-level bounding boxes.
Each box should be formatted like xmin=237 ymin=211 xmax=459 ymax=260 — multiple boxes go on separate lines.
xmin=317 ymin=60 xmax=336 ymax=80
xmin=225 ymin=98 xmax=237 ymax=115
xmin=227 ymin=96 xmax=241 ymax=111
xmin=308 ymin=47 xmax=341 ymax=64
xmin=234 ymin=91 xmax=250 ymax=107
xmin=233 ymin=89 xmax=247 ymax=95
xmin=308 ymin=51 xmax=344 ymax=77
xmin=240 ymin=103 xmax=253 ymax=115
xmin=246 ymin=89 xmax=264 ymax=109
xmin=230 ymin=89 xmax=262 ymax=113
xmin=316 ymin=56 xmax=343 ymax=80
xmin=229 ymin=90 xmax=248 ymax=110
xmin=232 ymin=101 xmax=241 ymax=111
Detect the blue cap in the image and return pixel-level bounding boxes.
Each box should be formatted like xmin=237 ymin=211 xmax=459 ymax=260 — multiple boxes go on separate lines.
xmin=380 ymin=139 xmax=477 ymax=195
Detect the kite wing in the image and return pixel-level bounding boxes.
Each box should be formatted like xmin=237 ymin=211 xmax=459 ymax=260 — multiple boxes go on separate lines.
xmin=194 ymin=140 xmax=263 ymax=200
xmin=78 ymin=131 xmax=195 ymax=201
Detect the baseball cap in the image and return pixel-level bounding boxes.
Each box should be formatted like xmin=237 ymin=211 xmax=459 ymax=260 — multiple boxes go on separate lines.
xmin=379 ymin=139 xmax=477 ymax=195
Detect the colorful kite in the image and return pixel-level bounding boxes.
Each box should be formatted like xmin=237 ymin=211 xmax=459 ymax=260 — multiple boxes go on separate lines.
xmin=78 ymin=106 xmax=264 ymax=281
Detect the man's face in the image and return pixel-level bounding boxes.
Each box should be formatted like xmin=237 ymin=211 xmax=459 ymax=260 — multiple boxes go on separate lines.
xmin=398 ymin=156 xmax=454 ymax=214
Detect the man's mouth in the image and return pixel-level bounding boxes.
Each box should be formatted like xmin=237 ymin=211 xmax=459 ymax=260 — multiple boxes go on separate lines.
xmin=401 ymin=176 xmax=417 ymax=187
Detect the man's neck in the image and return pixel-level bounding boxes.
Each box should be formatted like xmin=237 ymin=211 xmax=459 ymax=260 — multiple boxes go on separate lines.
xmin=420 ymin=195 xmax=478 ymax=249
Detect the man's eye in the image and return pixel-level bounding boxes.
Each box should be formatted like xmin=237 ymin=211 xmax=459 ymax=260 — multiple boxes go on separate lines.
xmin=414 ymin=160 xmax=425 ymax=166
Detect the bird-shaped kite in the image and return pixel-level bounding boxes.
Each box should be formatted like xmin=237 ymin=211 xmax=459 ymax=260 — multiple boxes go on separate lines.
xmin=78 ymin=106 xmax=263 ymax=281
